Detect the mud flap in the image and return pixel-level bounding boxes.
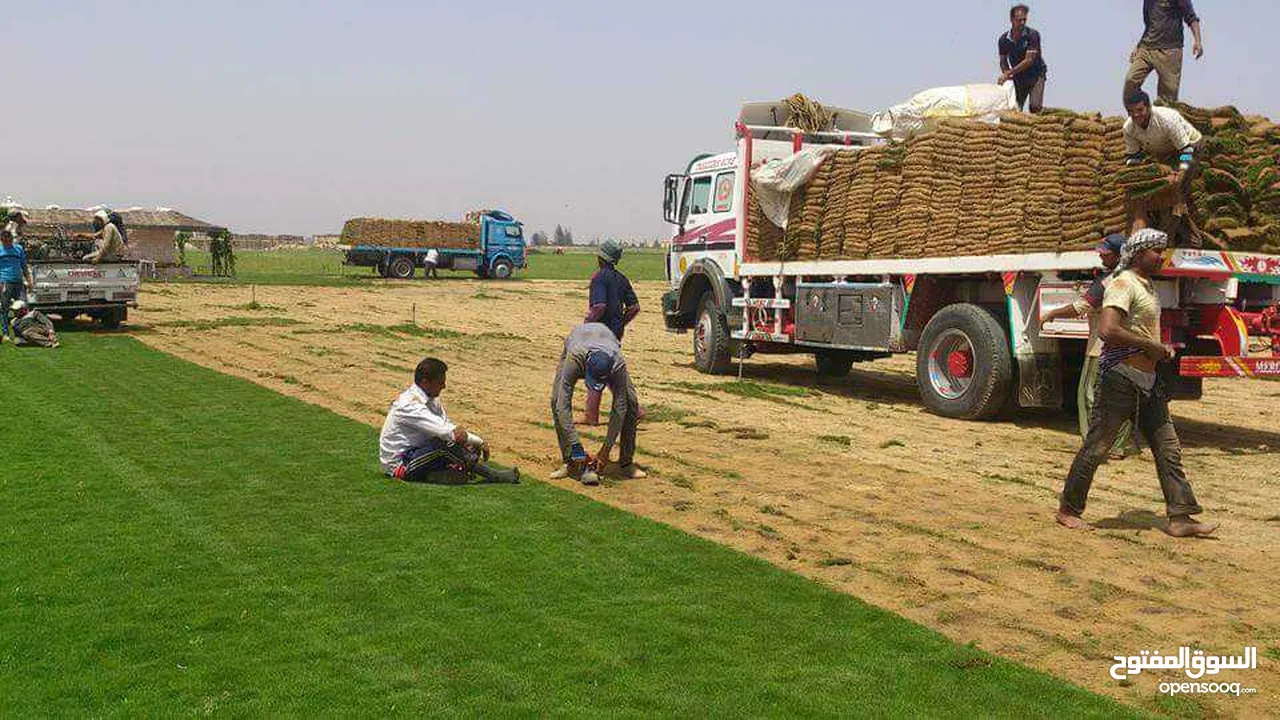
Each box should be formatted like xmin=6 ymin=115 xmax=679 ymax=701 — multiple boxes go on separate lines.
xmin=1016 ymin=354 xmax=1063 ymax=408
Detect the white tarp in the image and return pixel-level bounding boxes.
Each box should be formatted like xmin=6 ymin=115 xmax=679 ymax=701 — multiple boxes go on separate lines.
xmin=750 ymin=147 xmax=838 ymax=228
xmin=871 ymin=82 xmax=1018 ymax=140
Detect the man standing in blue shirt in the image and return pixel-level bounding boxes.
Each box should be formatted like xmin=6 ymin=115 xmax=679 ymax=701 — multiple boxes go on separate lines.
xmin=585 ymin=240 xmax=640 ymax=341
xmin=997 ymin=4 xmax=1048 ymax=114
xmin=0 ymin=229 xmax=33 ymax=342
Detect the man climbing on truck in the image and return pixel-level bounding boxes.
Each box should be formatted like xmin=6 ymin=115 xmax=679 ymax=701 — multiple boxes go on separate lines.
xmin=1123 ymin=90 xmax=1203 ymax=233
xmin=550 ymin=322 xmax=645 ymax=486
xmin=1057 ymin=229 xmax=1217 ymax=538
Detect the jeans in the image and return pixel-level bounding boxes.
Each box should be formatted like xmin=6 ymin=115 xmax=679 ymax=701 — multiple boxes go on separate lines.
xmin=1077 ymin=356 xmax=1140 ymax=456
xmin=1 ymin=282 xmax=27 ymax=336
xmin=1061 ymin=367 xmax=1203 ymax=518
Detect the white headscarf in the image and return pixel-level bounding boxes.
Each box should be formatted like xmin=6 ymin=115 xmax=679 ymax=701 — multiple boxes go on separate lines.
xmin=94 ymin=209 xmax=111 ymax=224
xmin=1116 ymin=228 xmax=1169 ymax=273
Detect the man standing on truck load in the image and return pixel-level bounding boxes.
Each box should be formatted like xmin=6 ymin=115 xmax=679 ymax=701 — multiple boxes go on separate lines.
xmin=379 ymin=357 xmax=520 ymax=484
xmin=5 ymin=208 xmax=29 ymax=239
xmin=1042 ymin=233 xmax=1141 ymax=459
xmin=997 ymin=4 xmax=1048 ymax=114
xmin=8 ymin=301 xmax=58 ymax=348
xmin=1123 ymin=0 xmax=1203 ymax=105
xmin=0 ymin=229 xmax=32 ymax=342
xmin=1122 ymin=90 xmax=1203 ymax=233
xmin=1057 ymin=229 xmax=1217 ymax=538
xmin=550 ymin=322 xmax=645 ymax=486
xmin=79 ymin=210 xmax=125 ymax=264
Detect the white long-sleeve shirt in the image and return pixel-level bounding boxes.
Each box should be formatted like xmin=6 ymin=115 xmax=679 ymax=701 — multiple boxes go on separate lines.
xmin=378 ymin=384 xmax=483 ymax=473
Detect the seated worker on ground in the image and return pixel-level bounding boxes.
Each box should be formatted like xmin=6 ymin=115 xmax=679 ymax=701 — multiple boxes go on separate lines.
xmin=379 ymin=357 xmax=519 ymax=484
xmin=550 ymin=322 xmax=645 ymax=486
xmin=78 ymin=210 xmax=126 ymax=264
xmin=9 ymin=301 xmax=58 ymax=348
xmin=1122 ymin=90 xmax=1203 ymax=236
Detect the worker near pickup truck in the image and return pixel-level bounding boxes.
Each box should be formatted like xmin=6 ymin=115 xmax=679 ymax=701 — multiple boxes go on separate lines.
xmin=1057 ymin=229 xmax=1217 ymax=538
xmin=1041 ymin=233 xmax=1141 ymax=459
xmin=550 ymin=322 xmax=645 ymax=486
xmin=5 ymin=208 xmax=29 ymax=239
xmin=79 ymin=210 xmax=125 ymax=264
xmin=1123 ymin=0 xmax=1203 ymax=105
xmin=8 ymin=300 xmax=58 ymax=348
xmin=997 ymin=4 xmax=1048 ymax=114
xmin=379 ymin=357 xmax=520 ymax=484
xmin=0 ymin=229 xmax=32 ymax=342
xmin=424 ymin=248 xmax=441 ymax=279
xmin=1122 ymin=90 xmax=1204 ymax=233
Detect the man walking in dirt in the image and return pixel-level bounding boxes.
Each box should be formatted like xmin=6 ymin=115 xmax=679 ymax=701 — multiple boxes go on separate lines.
xmin=0 ymin=229 xmax=32 ymax=342
xmin=1056 ymin=229 xmax=1216 ymax=538
xmin=379 ymin=357 xmax=520 ymax=484
xmin=1123 ymin=0 xmax=1203 ymax=105
xmin=550 ymin=322 xmax=645 ymax=486
xmin=997 ymin=4 xmax=1048 ymax=114
xmin=1041 ymin=233 xmax=1140 ymax=458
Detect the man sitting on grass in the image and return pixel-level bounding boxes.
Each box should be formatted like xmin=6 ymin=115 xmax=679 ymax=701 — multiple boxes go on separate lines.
xmin=379 ymin=357 xmax=519 ymax=484
xmin=9 ymin=301 xmax=58 ymax=348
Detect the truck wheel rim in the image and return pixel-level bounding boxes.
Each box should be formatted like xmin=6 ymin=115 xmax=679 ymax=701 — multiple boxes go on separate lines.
xmin=928 ymin=329 xmax=975 ymax=400
xmin=695 ymin=311 xmax=710 ymax=359
xmin=495 ymin=263 xmax=510 ymax=278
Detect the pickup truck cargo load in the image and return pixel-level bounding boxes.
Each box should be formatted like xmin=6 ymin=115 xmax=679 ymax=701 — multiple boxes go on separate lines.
xmin=661 ymin=99 xmax=1280 ymax=420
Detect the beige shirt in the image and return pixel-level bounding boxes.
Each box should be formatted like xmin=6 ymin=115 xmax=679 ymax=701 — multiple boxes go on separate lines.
xmin=85 ymin=223 xmax=124 ymax=263
xmin=1123 ymin=106 xmax=1203 ymax=160
xmin=1102 ymin=268 xmax=1162 ymax=368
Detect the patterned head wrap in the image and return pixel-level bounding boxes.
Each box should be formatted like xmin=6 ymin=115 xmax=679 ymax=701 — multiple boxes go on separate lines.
xmin=1116 ymin=228 xmax=1168 ymax=273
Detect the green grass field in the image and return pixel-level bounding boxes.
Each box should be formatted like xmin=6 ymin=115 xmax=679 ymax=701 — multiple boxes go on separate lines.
xmin=0 ymin=336 xmax=1133 ymax=716
xmin=179 ymin=247 xmax=667 ymax=286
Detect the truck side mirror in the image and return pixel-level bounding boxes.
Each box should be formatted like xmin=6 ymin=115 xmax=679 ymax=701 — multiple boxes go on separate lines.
xmin=663 ymin=174 xmax=689 ymax=226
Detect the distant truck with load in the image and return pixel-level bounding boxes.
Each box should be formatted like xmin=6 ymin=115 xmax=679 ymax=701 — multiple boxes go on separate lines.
xmin=661 ymin=100 xmax=1280 ymax=420
xmin=341 ymin=210 xmax=527 ymax=279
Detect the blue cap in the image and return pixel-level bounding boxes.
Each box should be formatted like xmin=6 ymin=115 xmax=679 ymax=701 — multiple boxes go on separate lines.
xmin=1098 ymin=233 xmax=1126 ymax=253
xmin=584 ymin=351 xmax=614 ymax=392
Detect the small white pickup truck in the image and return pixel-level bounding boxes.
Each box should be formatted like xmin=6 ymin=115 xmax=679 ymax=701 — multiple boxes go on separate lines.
xmin=28 ymin=260 xmax=139 ymax=329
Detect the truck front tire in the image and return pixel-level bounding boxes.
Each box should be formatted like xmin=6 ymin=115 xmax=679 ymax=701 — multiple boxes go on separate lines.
xmin=491 ymin=259 xmax=513 ymax=279
xmin=693 ymin=294 xmax=732 ymax=375
xmin=916 ymin=303 xmax=1012 ymax=420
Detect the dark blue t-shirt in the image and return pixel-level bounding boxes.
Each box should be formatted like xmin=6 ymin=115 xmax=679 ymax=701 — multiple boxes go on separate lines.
xmin=588 ymin=265 xmax=638 ymax=340
xmin=998 ymin=27 xmax=1047 ymax=86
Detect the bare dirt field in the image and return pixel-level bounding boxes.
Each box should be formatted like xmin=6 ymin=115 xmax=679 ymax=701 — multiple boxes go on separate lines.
xmin=133 ymin=279 xmax=1280 ymax=715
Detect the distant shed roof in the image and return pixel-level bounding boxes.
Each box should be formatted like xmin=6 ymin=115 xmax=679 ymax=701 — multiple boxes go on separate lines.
xmin=20 ymin=208 xmax=227 ymax=234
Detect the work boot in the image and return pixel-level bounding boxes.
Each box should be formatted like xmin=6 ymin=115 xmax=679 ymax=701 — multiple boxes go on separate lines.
xmin=580 ymin=469 xmax=600 ymax=487
xmin=474 ymin=463 xmax=520 ymax=484
xmin=1164 ymin=515 xmax=1218 ymax=538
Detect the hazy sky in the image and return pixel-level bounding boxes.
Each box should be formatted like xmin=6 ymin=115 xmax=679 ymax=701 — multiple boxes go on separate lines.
xmin=4 ymin=1 xmax=1277 ymax=239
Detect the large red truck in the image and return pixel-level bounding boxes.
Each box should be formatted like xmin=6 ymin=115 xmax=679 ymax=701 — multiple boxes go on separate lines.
xmin=661 ymin=101 xmax=1280 ymax=419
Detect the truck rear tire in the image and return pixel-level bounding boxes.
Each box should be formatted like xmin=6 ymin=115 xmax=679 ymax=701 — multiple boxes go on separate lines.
xmin=491 ymin=259 xmax=513 ymax=279
xmin=814 ymin=351 xmax=854 ymax=377
xmin=388 ymin=256 xmax=415 ymax=279
xmin=694 ymin=294 xmax=731 ymax=375
xmin=916 ymin=304 xmax=1012 ymax=420
xmin=101 ymin=307 xmax=126 ymax=330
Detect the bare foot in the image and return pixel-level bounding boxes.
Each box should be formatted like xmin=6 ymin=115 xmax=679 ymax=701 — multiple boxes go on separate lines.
xmin=1164 ymin=516 xmax=1218 ymax=538
xmin=1055 ymin=512 xmax=1094 ymax=531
